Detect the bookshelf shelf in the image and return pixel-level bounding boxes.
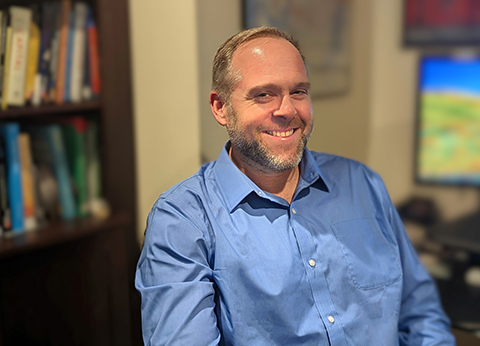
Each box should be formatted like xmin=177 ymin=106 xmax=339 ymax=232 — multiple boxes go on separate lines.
xmin=0 ymin=0 xmax=140 ymax=344
xmin=0 ymin=100 xmax=101 ymax=119
xmin=0 ymin=211 xmax=131 ymax=259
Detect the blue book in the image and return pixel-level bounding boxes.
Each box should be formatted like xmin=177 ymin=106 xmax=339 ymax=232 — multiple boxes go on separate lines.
xmin=44 ymin=125 xmax=76 ymax=220
xmin=1 ymin=123 xmax=24 ymax=232
xmin=64 ymin=9 xmax=75 ymax=102
xmin=33 ymin=124 xmax=76 ymax=220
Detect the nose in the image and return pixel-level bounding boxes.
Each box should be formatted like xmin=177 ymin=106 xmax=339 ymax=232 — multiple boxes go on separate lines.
xmin=272 ymin=95 xmax=297 ymax=119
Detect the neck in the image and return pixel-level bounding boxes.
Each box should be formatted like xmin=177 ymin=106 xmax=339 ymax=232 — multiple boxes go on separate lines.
xmin=229 ymin=146 xmax=300 ymax=204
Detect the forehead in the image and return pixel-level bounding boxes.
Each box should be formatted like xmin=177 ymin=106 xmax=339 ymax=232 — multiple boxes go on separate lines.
xmin=231 ymin=37 xmax=307 ymax=79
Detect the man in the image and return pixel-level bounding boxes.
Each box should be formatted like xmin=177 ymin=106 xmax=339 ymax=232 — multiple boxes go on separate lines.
xmin=136 ymin=27 xmax=455 ymax=345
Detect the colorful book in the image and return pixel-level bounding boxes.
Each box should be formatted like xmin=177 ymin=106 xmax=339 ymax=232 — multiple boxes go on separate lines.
xmin=69 ymin=2 xmax=88 ymax=103
xmin=24 ymin=6 xmax=41 ymax=104
xmin=1 ymin=123 xmax=24 ymax=232
xmin=18 ymin=132 xmax=37 ymax=230
xmin=36 ymin=124 xmax=76 ymax=220
xmin=34 ymin=2 xmax=59 ymax=105
xmin=0 ymin=138 xmax=11 ymax=232
xmin=1 ymin=26 xmax=12 ymax=110
xmin=64 ymin=9 xmax=75 ymax=103
xmin=87 ymin=11 xmax=100 ymax=97
xmin=48 ymin=3 xmax=62 ymax=102
xmin=6 ymin=6 xmax=32 ymax=107
xmin=55 ymin=0 xmax=72 ymax=104
xmin=62 ymin=117 xmax=88 ymax=217
xmin=0 ymin=10 xmax=8 ymax=105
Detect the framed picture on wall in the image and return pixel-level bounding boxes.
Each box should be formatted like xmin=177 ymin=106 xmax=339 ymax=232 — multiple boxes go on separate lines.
xmin=403 ymin=0 xmax=480 ymax=46
xmin=243 ymin=0 xmax=351 ymax=99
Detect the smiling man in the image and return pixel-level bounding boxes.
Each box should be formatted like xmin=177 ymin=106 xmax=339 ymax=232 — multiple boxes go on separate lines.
xmin=135 ymin=27 xmax=455 ymax=346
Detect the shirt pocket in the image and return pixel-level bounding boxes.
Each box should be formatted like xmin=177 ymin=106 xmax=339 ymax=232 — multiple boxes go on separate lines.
xmin=331 ymin=218 xmax=402 ymax=290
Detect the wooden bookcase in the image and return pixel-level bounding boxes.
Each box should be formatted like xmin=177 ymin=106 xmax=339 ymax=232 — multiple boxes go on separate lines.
xmin=0 ymin=0 xmax=141 ymax=345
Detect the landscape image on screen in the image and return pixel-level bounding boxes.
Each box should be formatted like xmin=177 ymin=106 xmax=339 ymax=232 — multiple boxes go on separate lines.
xmin=417 ymin=56 xmax=480 ymax=185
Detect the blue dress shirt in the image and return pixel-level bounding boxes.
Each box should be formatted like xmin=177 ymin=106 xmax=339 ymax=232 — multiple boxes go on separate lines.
xmin=136 ymin=143 xmax=455 ymax=346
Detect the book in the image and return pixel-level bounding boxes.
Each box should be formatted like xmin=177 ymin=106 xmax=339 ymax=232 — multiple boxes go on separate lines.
xmin=28 ymin=128 xmax=59 ymax=221
xmin=6 ymin=6 xmax=32 ymax=107
xmin=69 ymin=2 xmax=88 ymax=103
xmin=18 ymin=132 xmax=37 ymax=230
xmin=0 ymin=10 xmax=8 ymax=105
xmin=64 ymin=9 xmax=74 ymax=103
xmin=48 ymin=3 xmax=62 ymax=102
xmin=1 ymin=26 xmax=12 ymax=110
xmin=31 ymin=124 xmax=76 ymax=220
xmin=54 ymin=0 xmax=72 ymax=104
xmin=34 ymin=2 xmax=59 ymax=105
xmin=86 ymin=10 xmax=100 ymax=98
xmin=0 ymin=138 xmax=11 ymax=232
xmin=0 ymin=123 xmax=24 ymax=232
xmin=24 ymin=6 xmax=41 ymax=104
xmin=62 ymin=117 xmax=88 ymax=217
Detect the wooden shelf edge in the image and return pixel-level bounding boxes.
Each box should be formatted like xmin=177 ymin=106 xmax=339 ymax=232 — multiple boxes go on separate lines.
xmin=0 ymin=100 xmax=101 ymax=119
xmin=0 ymin=211 xmax=132 ymax=259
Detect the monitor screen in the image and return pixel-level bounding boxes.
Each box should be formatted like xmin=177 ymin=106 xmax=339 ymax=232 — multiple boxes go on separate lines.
xmin=415 ymin=55 xmax=480 ymax=186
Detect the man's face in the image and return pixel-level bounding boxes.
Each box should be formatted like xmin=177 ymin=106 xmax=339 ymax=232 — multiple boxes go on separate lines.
xmin=225 ymin=37 xmax=313 ymax=173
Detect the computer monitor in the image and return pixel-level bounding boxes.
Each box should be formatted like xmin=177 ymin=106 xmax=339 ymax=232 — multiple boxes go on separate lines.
xmin=415 ymin=55 xmax=480 ymax=187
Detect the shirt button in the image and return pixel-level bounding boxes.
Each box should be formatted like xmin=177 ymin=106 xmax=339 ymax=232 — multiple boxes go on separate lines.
xmin=308 ymin=259 xmax=316 ymax=267
xmin=292 ymin=208 xmax=297 ymax=214
xmin=328 ymin=315 xmax=335 ymax=323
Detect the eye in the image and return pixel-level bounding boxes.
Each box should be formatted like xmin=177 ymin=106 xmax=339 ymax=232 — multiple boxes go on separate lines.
xmin=291 ymin=89 xmax=308 ymax=99
xmin=254 ymin=92 xmax=275 ymax=103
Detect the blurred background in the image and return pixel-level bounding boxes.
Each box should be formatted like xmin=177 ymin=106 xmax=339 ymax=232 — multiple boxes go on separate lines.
xmin=131 ymin=0 xmax=480 ymax=343
xmin=1 ymin=0 xmax=480 ymax=344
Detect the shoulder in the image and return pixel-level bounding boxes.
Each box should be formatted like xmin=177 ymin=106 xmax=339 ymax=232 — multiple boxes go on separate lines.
xmin=149 ymin=161 xmax=217 ymax=229
xmin=309 ymin=150 xmax=382 ymax=181
xmin=307 ymin=150 xmax=390 ymax=200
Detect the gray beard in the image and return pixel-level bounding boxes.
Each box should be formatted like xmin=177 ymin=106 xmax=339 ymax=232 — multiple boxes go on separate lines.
xmin=226 ymin=108 xmax=312 ymax=173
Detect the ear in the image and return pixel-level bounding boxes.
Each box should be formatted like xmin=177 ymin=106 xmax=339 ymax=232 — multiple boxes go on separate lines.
xmin=210 ymin=91 xmax=228 ymax=126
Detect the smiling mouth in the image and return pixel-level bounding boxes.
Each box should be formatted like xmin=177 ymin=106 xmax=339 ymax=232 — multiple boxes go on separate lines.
xmin=265 ymin=129 xmax=295 ymax=137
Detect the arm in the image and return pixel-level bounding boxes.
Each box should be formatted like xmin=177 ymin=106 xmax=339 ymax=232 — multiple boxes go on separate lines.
xmin=135 ymin=197 xmax=220 ymax=346
xmin=387 ymin=203 xmax=456 ymax=345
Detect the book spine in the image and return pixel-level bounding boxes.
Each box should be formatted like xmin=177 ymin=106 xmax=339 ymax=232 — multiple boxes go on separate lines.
xmin=18 ymin=132 xmax=37 ymax=230
xmin=38 ymin=2 xmax=59 ymax=105
xmin=24 ymin=7 xmax=40 ymax=103
xmin=54 ymin=0 xmax=72 ymax=104
xmin=1 ymin=26 xmax=12 ymax=110
xmin=85 ymin=120 xmax=101 ymax=202
xmin=63 ymin=117 xmax=88 ymax=217
xmin=70 ymin=2 xmax=87 ymax=103
xmin=0 ymin=11 xmax=8 ymax=105
xmin=64 ymin=9 xmax=75 ymax=103
xmin=44 ymin=124 xmax=76 ymax=220
xmin=87 ymin=12 xmax=100 ymax=97
xmin=1 ymin=123 xmax=24 ymax=232
xmin=7 ymin=6 xmax=32 ymax=107
xmin=0 ymin=138 xmax=11 ymax=232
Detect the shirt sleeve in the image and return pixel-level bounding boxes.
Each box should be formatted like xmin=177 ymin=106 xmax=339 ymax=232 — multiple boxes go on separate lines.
xmin=135 ymin=196 xmax=220 ymax=346
xmin=384 ymin=196 xmax=456 ymax=345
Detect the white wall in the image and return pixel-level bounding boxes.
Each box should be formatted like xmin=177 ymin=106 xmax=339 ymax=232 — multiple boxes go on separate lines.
xmin=308 ymin=0 xmax=372 ymax=164
xmin=129 ymin=0 xmax=201 ymax=237
xmin=198 ymin=0 xmax=241 ymax=163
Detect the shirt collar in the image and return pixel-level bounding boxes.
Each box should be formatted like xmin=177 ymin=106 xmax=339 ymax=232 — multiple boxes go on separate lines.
xmin=213 ymin=142 xmax=329 ymax=212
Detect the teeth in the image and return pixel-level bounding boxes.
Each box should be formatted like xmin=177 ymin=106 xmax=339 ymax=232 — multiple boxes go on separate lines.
xmin=266 ymin=129 xmax=294 ymax=137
